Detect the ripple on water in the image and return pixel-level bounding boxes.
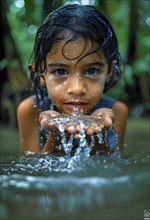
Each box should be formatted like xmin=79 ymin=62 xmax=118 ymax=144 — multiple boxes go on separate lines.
xmin=0 ymin=149 xmax=149 ymax=216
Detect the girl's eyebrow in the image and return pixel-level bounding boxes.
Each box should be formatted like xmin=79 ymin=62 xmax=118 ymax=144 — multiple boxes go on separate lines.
xmin=47 ymin=62 xmax=69 ymax=68
xmin=47 ymin=61 xmax=105 ymax=68
xmin=85 ymin=61 xmax=105 ymax=67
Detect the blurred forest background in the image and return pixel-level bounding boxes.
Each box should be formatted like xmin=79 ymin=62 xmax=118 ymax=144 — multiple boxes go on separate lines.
xmin=0 ymin=0 xmax=150 ymax=127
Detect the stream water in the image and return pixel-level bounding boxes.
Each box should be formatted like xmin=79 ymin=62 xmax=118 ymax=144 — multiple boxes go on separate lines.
xmin=0 ymin=118 xmax=150 ymax=220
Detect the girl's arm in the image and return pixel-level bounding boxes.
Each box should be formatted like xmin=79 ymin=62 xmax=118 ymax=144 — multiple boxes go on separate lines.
xmin=90 ymin=102 xmax=128 ymax=150
xmin=17 ymin=97 xmax=40 ymax=152
xmin=112 ymin=101 xmax=128 ymax=150
xmin=17 ymin=97 xmax=61 ymax=153
xmin=17 ymin=98 xmax=128 ymax=153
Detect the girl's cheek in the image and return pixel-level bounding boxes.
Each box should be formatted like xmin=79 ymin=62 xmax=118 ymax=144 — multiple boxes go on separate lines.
xmin=45 ymin=74 xmax=52 ymax=81
xmin=54 ymin=85 xmax=62 ymax=91
xmin=90 ymin=83 xmax=103 ymax=94
xmin=99 ymin=78 xmax=106 ymax=92
xmin=48 ymin=87 xmax=64 ymax=102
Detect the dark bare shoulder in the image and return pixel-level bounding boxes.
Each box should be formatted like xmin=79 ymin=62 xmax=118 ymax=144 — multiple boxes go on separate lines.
xmin=112 ymin=101 xmax=128 ymax=116
xmin=17 ymin=97 xmax=40 ymax=119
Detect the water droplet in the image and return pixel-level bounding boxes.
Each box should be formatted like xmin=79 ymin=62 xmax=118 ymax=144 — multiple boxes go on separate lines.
xmin=72 ymin=107 xmax=83 ymax=116
xmin=55 ymin=85 xmax=62 ymax=90
xmin=97 ymin=131 xmax=104 ymax=144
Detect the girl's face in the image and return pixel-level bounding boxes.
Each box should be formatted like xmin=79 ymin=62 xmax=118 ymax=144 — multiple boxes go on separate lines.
xmin=44 ymin=37 xmax=111 ymax=115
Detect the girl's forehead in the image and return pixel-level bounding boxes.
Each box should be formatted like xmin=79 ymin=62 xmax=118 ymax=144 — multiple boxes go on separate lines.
xmin=47 ymin=35 xmax=105 ymax=61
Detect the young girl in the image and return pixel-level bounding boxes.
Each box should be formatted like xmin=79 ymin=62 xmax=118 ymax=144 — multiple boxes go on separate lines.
xmin=17 ymin=4 xmax=128 ymax=155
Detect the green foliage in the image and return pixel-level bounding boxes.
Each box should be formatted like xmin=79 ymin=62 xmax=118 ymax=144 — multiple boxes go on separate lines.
xmin=3 ymin=0 xmax=150 ymax=102
xmin=6 ymin=0 xmax=44 ymax=70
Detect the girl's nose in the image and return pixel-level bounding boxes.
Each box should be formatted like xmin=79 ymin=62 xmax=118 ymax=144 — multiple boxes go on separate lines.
xmin=67 ymin=75 xmax=86 ymax=96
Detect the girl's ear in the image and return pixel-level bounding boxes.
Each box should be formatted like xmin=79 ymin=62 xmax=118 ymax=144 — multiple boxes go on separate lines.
xmin=106 ymin=60 xmax=117 ymax=83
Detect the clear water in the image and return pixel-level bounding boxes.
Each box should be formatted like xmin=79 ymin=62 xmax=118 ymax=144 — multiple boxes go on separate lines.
xmin=47 ymin=107 xmax=118 ymax=153
xmin=0 ymin=118 xmax=150 ymax=220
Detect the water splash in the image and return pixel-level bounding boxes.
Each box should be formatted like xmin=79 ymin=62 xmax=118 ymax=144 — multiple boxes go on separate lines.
xmin=97 ymin=130 xmax=104 ymax=144
xmin=47 ymin=107 xmax=118 ymax=159
xmin=72 ymin=106 xmax=83 ymax=116
xmin=48 ymin=107 xmax=97 ymax=157
xmin=47 ymin=107 xmax=103 ymax=127
xmin=75 ymin=122 xmax=95 ymax=157
xmin=58 ymin=125 xmax=74 ymax=157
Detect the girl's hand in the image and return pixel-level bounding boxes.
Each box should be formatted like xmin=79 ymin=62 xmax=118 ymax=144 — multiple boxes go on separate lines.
xmin=73 ymin=108 xmax=114 ymax=139
xmin=39 ymin=110 xmax=61 ymax=131
xmin=91 ymin=108 xmax=114 ymax=128
xmin=39 ymin=108 xmax=114 ymax=139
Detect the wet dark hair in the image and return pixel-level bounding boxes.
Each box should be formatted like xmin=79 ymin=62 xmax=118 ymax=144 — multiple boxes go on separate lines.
xmin=30 ymin=4 xmax=122 ymax=110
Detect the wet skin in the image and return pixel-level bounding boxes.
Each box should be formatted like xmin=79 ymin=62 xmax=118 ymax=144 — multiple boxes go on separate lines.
xmin=40 ymin=36 xmax=115 ymax=140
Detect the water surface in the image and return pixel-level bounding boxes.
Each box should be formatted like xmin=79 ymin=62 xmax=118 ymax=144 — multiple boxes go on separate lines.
xmin=0 ymin=118 xmax=149 ymax=220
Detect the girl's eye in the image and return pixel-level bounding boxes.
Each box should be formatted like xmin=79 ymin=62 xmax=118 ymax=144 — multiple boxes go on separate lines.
xmin=85 ymin=68 xmax=100 ymax=76
xmin=53 ymin=69 xmax=68 ymax=77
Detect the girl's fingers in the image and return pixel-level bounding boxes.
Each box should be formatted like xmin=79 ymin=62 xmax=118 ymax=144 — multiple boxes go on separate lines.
xmin=85 ymin=126 xmax=101 ymax=135
xmin=39 ymin=110 xmax=61 ymax=129
xmin=66 ymin=124 xmax=102 ymax=137
xmin=104 ymin=117 xmax=113 ymax=127
xmin=91 ymin=108 xmax=114 ymax=128
xmin=67 ymin=125 xmax=77 ymax=134
xmin=39 ymin=109 xmax=113 ymax=137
